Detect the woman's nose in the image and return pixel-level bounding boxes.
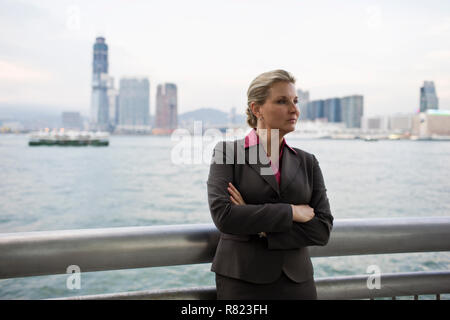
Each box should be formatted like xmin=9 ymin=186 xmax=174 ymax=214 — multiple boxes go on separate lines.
xmin=289 ymin=101 xmax=299 ymax=113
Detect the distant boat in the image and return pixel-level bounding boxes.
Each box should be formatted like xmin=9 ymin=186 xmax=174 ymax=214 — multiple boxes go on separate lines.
xmin=363 ymin=136 xmax=378 ymax=142
xmin=28 ymin=130 xmax=109 ymax=146
xmin=330 ymin=133 xmax=357 ymax=140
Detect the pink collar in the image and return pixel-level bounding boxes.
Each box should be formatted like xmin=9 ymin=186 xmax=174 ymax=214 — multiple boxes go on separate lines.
xmin=244 ymin=128 xmax=297 ymax=155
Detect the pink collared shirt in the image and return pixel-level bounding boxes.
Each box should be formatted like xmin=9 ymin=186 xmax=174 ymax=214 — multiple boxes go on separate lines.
xmin=244 ymin=128 xmax=297 ymax=185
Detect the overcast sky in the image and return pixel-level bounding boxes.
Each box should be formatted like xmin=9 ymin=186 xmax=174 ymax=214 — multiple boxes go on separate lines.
xmin=0 ymin=0 xmax=449 ymax=117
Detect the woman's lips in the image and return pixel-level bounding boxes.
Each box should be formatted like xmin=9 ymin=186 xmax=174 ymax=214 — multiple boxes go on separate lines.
xmin=288 ymin=119 xmax=297 ymax=123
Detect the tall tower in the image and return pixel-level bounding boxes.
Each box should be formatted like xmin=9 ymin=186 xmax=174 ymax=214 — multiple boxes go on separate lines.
xmin=90 ymin=37 xmax=110 ymax=131
xmin=155 ymin=83 xmax=178 ymax=132
xmin=420 ymin=81 xmax=439 ymax=112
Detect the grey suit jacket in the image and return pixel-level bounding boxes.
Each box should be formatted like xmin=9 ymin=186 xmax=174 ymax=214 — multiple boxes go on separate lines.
xmin=207 ymin=137 xmax=334 ymax=284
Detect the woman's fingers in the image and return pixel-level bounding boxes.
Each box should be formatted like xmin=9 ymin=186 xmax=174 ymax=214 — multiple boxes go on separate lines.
xmin=227 ymin=186 xmax=240 ymax=199
xmin=230 ymin=196 xmax=239 ymax=205
xmin=228 ymin=182 xmax=245 ymax=205
xmin=228 ymin=182 xmax=238 ymax=192
xmin=228 ymin=189 xmax=243 ymax=204
xmin=228 ymin=183 xmax=242 ymax=197
xmin=229 ymin=184 xmax=242 ymax=199
xmin=229 ymin=193 xmax=242 ymax=205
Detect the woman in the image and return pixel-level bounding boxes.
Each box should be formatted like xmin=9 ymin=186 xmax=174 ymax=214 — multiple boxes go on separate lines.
xmin=207 ymin=69 xmax=333 ymax=300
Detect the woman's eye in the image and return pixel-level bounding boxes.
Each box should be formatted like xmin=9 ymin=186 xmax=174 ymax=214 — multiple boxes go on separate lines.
xmin=278 ymin=99 xmax=298 ymax=105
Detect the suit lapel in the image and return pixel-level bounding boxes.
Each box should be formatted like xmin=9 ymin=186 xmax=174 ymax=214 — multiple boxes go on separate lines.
xmin=279 ymin=146 xmax=301 ymax=194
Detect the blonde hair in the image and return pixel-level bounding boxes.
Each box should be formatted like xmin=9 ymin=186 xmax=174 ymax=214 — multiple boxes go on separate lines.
xmin=246 ymin=69 xmax=296 ymax=128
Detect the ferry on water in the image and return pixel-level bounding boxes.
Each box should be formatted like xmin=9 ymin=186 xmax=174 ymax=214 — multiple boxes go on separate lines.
xmin=28 ymin=129 xmax=109 ymax=146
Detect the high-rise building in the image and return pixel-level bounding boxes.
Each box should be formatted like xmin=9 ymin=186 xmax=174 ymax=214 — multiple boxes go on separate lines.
xmin=118 ymin=78 xmax=150 ymax=130
xmin=90 ymin=37 xmax=110 ymax=131
xmin=155 ymin=83 xmax=178 ymax=132
xmin=324 ymin=98 xmax=341 ymax=123
xmin=297 ymin=89 xmax=309 ymax=120
xmin=420 ymin=81 xmax=439 ymax=112
xmin=107 ymin=76 xmax=119 ymax=129
xmin=307 ymin=100 xmax=325 ymax=121
xmin=341 ymin=95 xmax=364 ymax=128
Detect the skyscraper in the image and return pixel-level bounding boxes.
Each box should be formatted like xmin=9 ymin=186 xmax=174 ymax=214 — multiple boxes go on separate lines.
xmin=155 ymin=83 xmax=178 ymax=132
xmin=420 ymin=81 xmax=439 ymax=112
xmin=90 ymin=37 xmax=110 ymax=131
xmin=307 ymin=100 xmax=325 ymax=121
xmin=324 ymin=98 xmax=341 ymax=123
xmin=341 ymin=95 xmax=364 ymax=128
xmin=107 ymin=76 xmax=119 ymax=129
xmin=118 ymin=78 xmax=150 ymax=130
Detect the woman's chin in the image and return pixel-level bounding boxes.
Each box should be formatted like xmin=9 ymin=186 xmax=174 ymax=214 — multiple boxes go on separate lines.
xmin=285 ymin=125 xmax=296 ymax=134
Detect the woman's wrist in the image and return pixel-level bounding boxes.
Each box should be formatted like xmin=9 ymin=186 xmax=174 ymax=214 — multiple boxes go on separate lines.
xmin=291 ymin=204 xmax=297 ymax=222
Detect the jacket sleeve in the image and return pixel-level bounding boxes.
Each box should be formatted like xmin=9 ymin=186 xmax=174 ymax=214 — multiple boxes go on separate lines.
xmin=207 ymin=141 xmax=293 ymax=235
xmin=266 ymin=154 xmax=334 ymax=249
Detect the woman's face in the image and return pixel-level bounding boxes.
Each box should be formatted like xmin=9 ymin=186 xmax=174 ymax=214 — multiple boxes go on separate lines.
xmin=255 ymin=81 xmax=299 ymax=136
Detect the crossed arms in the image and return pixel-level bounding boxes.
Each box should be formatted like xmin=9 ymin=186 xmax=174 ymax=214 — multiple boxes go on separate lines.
xmin=207 ymin=142 xmax=334 ymax=250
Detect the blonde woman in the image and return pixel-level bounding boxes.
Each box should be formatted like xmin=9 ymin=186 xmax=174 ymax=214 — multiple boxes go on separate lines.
xmin=207 ymin=70 xmax=334 ymax=300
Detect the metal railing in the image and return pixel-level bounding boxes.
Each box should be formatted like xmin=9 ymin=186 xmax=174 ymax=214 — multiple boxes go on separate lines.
xmin=0 ymin=216 xmax=449 ymax=299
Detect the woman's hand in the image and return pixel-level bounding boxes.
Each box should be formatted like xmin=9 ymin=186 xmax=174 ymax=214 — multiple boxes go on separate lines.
xmin=291 ymin=204 xmax=315 ymax=223
xmin=227 ymin=182 xmax=246 ymax=205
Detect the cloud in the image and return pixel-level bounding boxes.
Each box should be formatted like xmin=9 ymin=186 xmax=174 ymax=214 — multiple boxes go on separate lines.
xmin=426 ymin=18 xmax=450 ymax=36
xmin=0 ymin=59 xmax=52 ymax=82
xmin=426 ymin=50 xmax=450 ymax=60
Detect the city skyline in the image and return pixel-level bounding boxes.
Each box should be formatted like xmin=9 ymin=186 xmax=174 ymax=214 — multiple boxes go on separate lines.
xmin=0 ymin=0 xmax=450 ymax=118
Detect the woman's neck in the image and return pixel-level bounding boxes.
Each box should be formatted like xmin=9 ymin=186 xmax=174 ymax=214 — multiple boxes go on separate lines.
xmin=255 ymin=127 xmax=285 ymax=157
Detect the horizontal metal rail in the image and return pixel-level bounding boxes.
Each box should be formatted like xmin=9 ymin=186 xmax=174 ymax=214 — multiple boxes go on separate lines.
xmin=1 ymin=217 xmax=449 ymax=279
xmin=52 ymin=271 xmax=450 ymax=300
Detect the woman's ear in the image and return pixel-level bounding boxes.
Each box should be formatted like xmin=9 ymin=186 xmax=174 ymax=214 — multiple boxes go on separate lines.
xmin=250 ymin=102 xmax=261 ymax=118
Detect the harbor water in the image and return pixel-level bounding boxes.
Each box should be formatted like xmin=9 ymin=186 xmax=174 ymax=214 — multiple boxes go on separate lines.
xmin=0 ymin=134 xmax=449 ymax=299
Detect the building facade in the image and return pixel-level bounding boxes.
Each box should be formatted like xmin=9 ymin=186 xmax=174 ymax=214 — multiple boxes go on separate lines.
xmin=117 ymin=78 xmax=150 ymax=131
xmin=341 ymin=95 xmax=364 ymax=128
xmin=324 ymin=97 xmax=341 ymax=123
xmin=412 ymin=110 xmax=450 ymax=137
xmin=155 ymin=83 xmax=178 ymax=133
xmin=107 ymin=76 xmax=119 ymax=129
xmin=389 ymin=114 xmax=414 ymax=133
xmin=420 ymin=81 xmax=439 ymax=112
xmin=90 ymin=37 xmax=110 ymax=131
